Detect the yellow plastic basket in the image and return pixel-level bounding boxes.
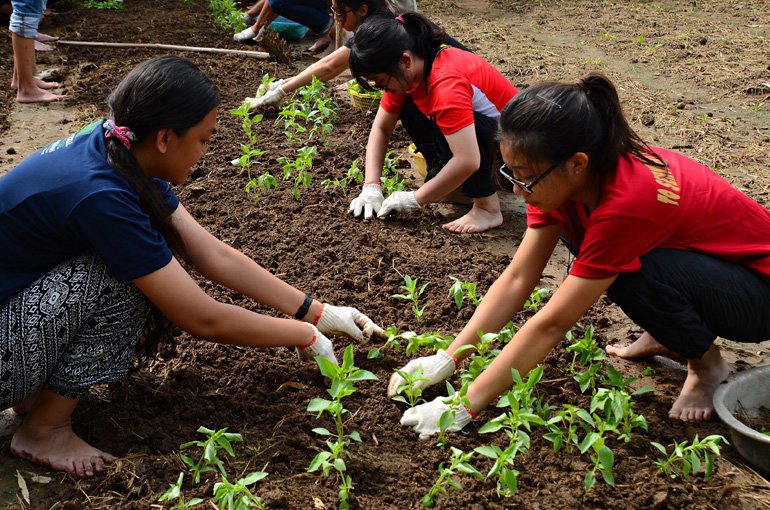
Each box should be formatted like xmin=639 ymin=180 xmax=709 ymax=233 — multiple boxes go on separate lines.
xmin=348 ymin=88 xmax=382 ymax=111
xmin=408 ymin=143 xmax=427 ymax=178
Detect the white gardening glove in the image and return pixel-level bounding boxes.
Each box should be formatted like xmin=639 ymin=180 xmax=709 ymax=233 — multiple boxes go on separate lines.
xmin=377 ymin=191 xmax=421 ymax=218
xmin=297 ymin=324 xmax=338 ymax=365
xmin=316 ymin=304 xmax=387 ymax=344
xmin=247 ymin=86 xmax=287 ymax=110
xmin=401 ymin=396 xmax=473 ymax=440
xmin=257 ymin=78 xmax=285 ymax=97
xmin=349 ymin=184 xmax=385 ymax=219
xmin=234 ymin=26 xmax=259 ymax=42
xmin=387 ymin=349 xmax=456 ymax=398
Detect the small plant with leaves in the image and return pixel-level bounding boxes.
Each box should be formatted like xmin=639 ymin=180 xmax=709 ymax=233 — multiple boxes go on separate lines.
xmin=277 ymin=145 xmax=316 ymax=200
xmin=393 ymin=274 xmax=430 ymax=321
xmin=207 ymin=0 xmax=246 ymax=32
xmin=323 ymin=158 xmax=364 ymax=194
xmin=380 ymin=151 xmax=408 ymax=196
xmin=590 ymin=387 xmax=649 ymax=442
xmin=308 ymin=345 xmax=378 ymax=509
xmin=402 ymin=330 xmax=454 ymax=356
xmin=212 ymin=472 xmax=268 ymax=510
xmin=229 ymin=102 xmax=268 ymax=199
xmin=523 ymin=287 xmax=549 ymax=310
xmin=180 ymin=426 xmax=244 ymax=486
xmin=158 ymin=473 xmax=203 ymax=509
xmin=448 ymin=276 xmax=483 ymax=309
xmin=435 ymin=382 xmax=472 ymax=449
xmin=576 ymin=413 xmax=619 ymax=490
xmin=543 ymin=403 xmax=593 ymax=453
xmin=565 ymin=325 xmax=607 ymax=393
xmin=392 ymin=365 xmax=431 ymax=407
xmin=367 ymin=325 xmax=401 ymax=359
xmin=651 ymin=435 xmax=727 ymax=481
xmin=455 ymin=330 xmax=502 ymax=386
xmin=422 ymin=447 xmax=483 ymax=507
xmin=80 ymin=0 xmax=126 ymax=10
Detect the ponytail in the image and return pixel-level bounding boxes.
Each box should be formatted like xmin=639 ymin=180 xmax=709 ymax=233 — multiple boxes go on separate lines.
xmin=349 ymin=11 xmax=445 ymax=89
xmin=497 ymin=71 xmax=662 ymax=179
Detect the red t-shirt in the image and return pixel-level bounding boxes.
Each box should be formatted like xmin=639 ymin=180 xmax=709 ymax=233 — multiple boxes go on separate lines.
xmin=379 ymin=47 xmax=518 ymax=135
xmin=527 ymin=148 xmax=770 ymax=282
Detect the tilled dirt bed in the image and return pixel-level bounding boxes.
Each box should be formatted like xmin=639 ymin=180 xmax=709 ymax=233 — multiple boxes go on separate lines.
xmin=1 ymin=0 xmax=770 ymax=509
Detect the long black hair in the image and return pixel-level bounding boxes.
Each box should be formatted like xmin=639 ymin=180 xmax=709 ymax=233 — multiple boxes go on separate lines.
xmin=493 ymin=71 xmax=663 ymax=191
xmin=349 ymin=11 xmax=444 ymax=90
xmin=105 ymin=55 xmax=219 ymax=362
xmin=338 ymin=0 xmax=395 ymax=13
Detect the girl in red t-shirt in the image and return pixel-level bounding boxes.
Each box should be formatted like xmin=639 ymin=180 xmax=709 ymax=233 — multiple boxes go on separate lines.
xmin=389 ymin=71 xmax=770 ymax=438
xmin=347 ymin=12 xmax=517 ymax=233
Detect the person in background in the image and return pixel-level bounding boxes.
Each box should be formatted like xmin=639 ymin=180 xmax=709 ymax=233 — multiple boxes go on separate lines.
xmin=234 ymin=0 xmax=336 ymax=54
xmin=0 ymin=55 xmax=384 ymax=476
xmin=8 ymin=0 xmax=63 ymax=102
xmin=347 ymin=12 xmax=517 ymax=233
xmin=388 ymin=71 xmax=770 ymax=440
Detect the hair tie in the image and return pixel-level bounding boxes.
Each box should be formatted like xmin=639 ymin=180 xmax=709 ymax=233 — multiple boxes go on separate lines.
xmin=395 ymin=15 xmax=405 ymax=24
xmin=103 ymin=119 xmax=137 ymax=150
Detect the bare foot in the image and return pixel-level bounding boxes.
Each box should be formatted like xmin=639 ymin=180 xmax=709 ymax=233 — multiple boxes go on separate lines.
xmin=307 ymin=34 xmax=331 ymax=53
xmin=11 ymin=423 xmax=115 ymax=476
xmin=668 ymin=343 xmax=729 ymax=422
xmin=312 ymin=43 xmax=336 ymax=59
xmin=34 ymin=40 xmax=55 ymax=52
xmin=37 ymin=32 xmax=59 ymax=42
xmin=442 ymin=194 xmax=503 ymax=234
xmin=605 ymin=332 xmax=685 ymax=362
xmin=17 ymin=87 xmax=65 ymax=103
xmin=12 ymin=77 xmax=60 ymax=90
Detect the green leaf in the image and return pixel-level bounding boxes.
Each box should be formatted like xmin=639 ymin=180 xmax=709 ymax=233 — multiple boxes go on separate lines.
xmin=473 ymin=445 xmax=500 ymax=459
xmin=308 ymin=451 xmax=332 ymax=472
xmin=348 ymin=370 xmax=378 ymax=381
xmin=438 ymin=410 xmax=456 ymax=432
xmin=307 ymin=397 xmax=332 ymax=413
xmin=598 ymin=445 xmax=614 ymax=471
xmin=312 ymin=427 xmax=333 ymax=436
xmin=242 ymin=471 xmax=269 ymax=485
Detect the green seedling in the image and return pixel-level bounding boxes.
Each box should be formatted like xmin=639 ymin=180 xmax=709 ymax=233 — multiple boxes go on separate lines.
xmin=523 ymin=287 xmax=549 ymax=310
xmin=393 ymin=275 xmax=430 ymax=322
xmin=158 ymin=473 xmax=203 ymax=509
xmin=590 ymin=387 xmax=648 ymax=442
xmin=448 ymin=276 xmax=483 ymax=309
xmin=455 ymin=330 xmax=502 ymax=386
xmin=543 ymin=403 xmax=593 ymax=454
xmin=180 ymin=426 xmax=243 ymax=486
xmin=392 ymin=365 xmax=431 ymax=407
xmin=308 ymin=345 xmax=378 ymax=510
xmin=750 ymin=102 xmax=765 ymax=112
xmin=81 ymin=0 xmax=126 ymax=9
xmin=422 ymin=447 xmax=483 ymax=507
xmin=651 ymin=435 xmax=727 ymax=481
xmin=637 ymin=35 xmax=662 ymax=55
xmin=277 ymin=145 xmax=316 ymax=200
xmin=381 ymin=173 xmax=407 ymax=197
xmin=401 ymin=330 xmax=454 ymax=356
xmin=600 ymin=365 xmax=655 ymax=396
xmin=642 ymin=366 xmax=657 ymax=376
xmin=367 ymin=325 xmax=401 ymax=359
xmin=599 ymin=30 xmax=615 ymax=41
xmin=323 ymin=158 xmax=364 ymax=194
xmin=212 ymin=472 xmax=268 ymax=510
xmin=475 ymin=367 xmax=547 ymax=497
xmin=229 ymin=103 xmax=268 ymax=199
xmin=207 ymin=0 xmax=246 ymax=32
xmin=577 ymin=413 xmax=618 ymax=490
xmin=436 ymin=382 xmax=471 ymax=449
xmin=566 ymin=325 xmax=607 ymax=393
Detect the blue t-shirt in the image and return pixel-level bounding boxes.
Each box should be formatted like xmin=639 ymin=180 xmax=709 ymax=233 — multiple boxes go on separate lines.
xmin=0 ymin=120 xmax=179 ymax=302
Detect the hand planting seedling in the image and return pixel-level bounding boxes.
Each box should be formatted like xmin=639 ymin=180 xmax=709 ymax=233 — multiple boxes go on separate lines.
xmin=448 ymin=276 xmax=483 ymax=309
xmin=180 ymin=426 xmax=244 ymax=486
xmin=435 ymin=382 xmax=472 ymax=449
xmin=421 ymin=447 xmax=483 ymax=507
xmin=455 ymin=329 xmax=502 ymax=386
xmin=158 ymin=473 xmax=203 ymax=509
xmin=651 ymin=435 xmax=727 ymax=482
xmin=307 ymin=345 xmax=378 ymax=510
xmin=212 ymin=471 xmax=269 ymax=510
xmin=393 ymin=274 xmax=430 ymax=322
xmin=392 ymin=365 xmax=431 ymax=407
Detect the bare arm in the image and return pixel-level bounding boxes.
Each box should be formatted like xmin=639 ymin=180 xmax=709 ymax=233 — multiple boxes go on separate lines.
xmin=364 ymin=107 xmax=400 ymax=183
xmin=281 ymin=46 xmax=351 ymax=94
xmin=466 ymin=271 xmax=618 ymax=412
xmin=413 ymin=124 xmax=480 ymax=205
xmin=445 ymin=225 xmax=562 ymax=359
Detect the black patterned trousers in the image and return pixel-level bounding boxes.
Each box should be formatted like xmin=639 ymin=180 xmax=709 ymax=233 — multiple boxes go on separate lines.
xmin=0 ymin=252 xmax=152 ymax=409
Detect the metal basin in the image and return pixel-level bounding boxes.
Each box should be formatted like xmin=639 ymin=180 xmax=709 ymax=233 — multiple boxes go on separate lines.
xmin=713 ymin=365 xmax=770 ymax=474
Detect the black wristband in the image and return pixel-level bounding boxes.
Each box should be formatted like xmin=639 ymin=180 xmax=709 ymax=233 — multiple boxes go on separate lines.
xmin=294 ymin=293 xmax=313 ymax=320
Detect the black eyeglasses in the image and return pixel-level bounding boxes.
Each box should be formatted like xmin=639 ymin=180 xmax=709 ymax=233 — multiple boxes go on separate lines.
xmin=498 ymin=159 xmax=564 ymax=194
xmin=371 ymin=73 xmax=392 ymax=91
xmin=330 ymin=5 xmax=352 ymax=19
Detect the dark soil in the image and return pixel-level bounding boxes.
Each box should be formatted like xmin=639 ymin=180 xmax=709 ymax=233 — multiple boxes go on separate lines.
xmin=2 ymin=0 xmax=770 ymax=509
